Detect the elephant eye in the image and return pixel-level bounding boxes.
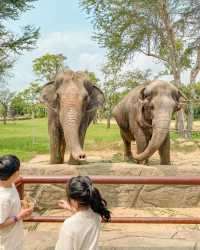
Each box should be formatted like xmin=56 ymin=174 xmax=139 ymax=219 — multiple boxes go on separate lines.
xmin=83 ymin=95 xmax=89 ymax=102
xmin=150 ymin=103 xmax=154 ymax=110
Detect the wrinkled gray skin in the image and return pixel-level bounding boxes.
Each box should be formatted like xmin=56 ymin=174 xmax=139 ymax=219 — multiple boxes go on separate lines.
xmin=40 ymin=70 xmax=105 ymax=165
xmin=113 ymin=80 xmax=185 ymax=165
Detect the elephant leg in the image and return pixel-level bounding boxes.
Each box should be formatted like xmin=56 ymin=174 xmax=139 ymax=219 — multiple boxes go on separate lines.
xmin=134 ymin=127 xmax=148 ymax=164
xmin=49 ymin=124 xmax=64 ymax=164
xmin=60 ymin=133 xmax=66 ymax=163
xmin=80 ymin=130 xmax=86 ymax=148
xmin=120 ymin=129 xmax=134 ymax=161
xmin=159 ymin=133 xmax=170 ymax=165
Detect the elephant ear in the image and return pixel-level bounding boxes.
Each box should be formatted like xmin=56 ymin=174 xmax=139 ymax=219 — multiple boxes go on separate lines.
xmin=84 ymin=81 xmax=105 ymax=112
xmin=137 ymin=86 xmax=152 ymax=127
xmin=174 ymin=90 xmax=187 ymax=111
xmin=40 ymin=81 xmax=58 ymax=112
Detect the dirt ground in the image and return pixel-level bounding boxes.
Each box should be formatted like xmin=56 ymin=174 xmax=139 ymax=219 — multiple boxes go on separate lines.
xmin=28 ymin=145 xmax=200 ymax=167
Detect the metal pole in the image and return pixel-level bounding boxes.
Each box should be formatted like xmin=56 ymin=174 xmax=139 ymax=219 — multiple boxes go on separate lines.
xmin=19 ymin=175 xmax=200 ymax=185
xmin=15 ymin=176 xmax=24 ymax=200
xmin=25 ymin=216 xmax=200 ymax=224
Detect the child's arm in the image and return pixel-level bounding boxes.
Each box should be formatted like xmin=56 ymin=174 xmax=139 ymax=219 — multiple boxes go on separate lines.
xmin=58 ymin=200 xmax=76 ymax=214
xmin=0 ymin=217 xmax=18 ymax=229
xmin=0 ymin=208 xmax=33 ymax=230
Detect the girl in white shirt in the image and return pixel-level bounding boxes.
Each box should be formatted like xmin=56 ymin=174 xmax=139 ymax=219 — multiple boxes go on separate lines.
xmin=0 ymin=155 xmax=33 ymax=250
xmin=55 ymin=176 xmax=111 ymax=250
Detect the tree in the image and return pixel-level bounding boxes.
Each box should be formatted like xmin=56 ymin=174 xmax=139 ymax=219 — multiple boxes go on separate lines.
xmin=101 ymin=62 xmax=119 ymax=128
xmin=10 ymin=94 xmax=27 ymax=116
xmin=33 ymin=53 xmax=67 ymax=81
xmin=20 ymin=82 xmax=42 ymax=117
xmin=180 ymin=82 xmax=200 ymax=137
xmin=81 ymin=0 xmax=200 ymax=137
xmin=0 ymin=0 xmax=39 ymax=80
xmin=11 ymin=82 xmax=45 ymax=118
xmin=101 ymin=62 xmax=152 ymax=128
xmin=120 ymin=69 xmax=152 ymax=94
xmin=84 ymin=70 xmax=100 ymax=85
xmin=0 ymin=85 xmax=15 ymax=124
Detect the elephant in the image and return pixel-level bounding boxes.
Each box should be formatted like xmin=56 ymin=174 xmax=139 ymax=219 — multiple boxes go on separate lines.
xmin=113 ymin=80 xmax=185 ymax=165
xmin=40 ymin=70 xmax=105 ymax=165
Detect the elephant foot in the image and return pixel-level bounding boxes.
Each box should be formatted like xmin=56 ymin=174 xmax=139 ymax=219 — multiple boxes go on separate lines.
xmin=160 ymin=161 xmax=171 ymax=165
xmin=68 ymin=157 xmax=81 ymax=165
xmin=124 ymin=154 xmax=135 ymax=163
xmin=136 ymin=159 xmax=148 ymax=165
xmin=68 ymin=155 xmax=88 ymax=165
xmin=50 ymin=158 xmax=64 ymax=164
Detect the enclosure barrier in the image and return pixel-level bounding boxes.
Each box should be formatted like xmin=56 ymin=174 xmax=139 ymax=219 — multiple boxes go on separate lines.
xmin=16 ymin=175 xmax=200 ymax=224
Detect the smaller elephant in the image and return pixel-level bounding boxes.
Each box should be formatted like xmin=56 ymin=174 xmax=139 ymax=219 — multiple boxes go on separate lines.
xmin=113 ymin=80 xmax=185 ymax=165
xmin=40 ymin=70 xmax=105 ymax=165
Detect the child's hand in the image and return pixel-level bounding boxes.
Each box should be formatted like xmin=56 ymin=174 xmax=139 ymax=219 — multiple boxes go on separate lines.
xmin=58 ymin=200 xmax=72 ymax=211
xmin=17 ymin=208 xmax=33 ymax=220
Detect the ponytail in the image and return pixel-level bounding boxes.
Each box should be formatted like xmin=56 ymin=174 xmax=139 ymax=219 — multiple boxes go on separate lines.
xmin=67 ymin=176 xmax=111 ymax=222
xmin=89 ymin=186 xmax=111 ymax=222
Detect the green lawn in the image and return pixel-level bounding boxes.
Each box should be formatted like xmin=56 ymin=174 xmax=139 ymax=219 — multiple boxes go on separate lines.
xmin=0 ymin=118 xmax=199 ymax=161
xmin=0 ymin=119 xmax=121 ymax=161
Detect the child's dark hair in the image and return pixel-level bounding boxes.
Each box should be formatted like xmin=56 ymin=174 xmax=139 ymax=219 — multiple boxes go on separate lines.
xmin=67 ymin=176 xmax=111 ymax=222
xmin=0 ymin=155 xmax=20 ymax=180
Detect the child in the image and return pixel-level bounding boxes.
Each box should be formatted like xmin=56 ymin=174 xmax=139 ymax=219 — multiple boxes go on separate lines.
xmin=55 ymin=176 xmax=111 ymax=250
xmin=0 ymin=155 xmax=33 ymax=250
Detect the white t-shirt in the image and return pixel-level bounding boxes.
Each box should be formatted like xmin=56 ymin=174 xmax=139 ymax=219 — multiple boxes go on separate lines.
xmin=55 ymin=208 xmax=101 ymax=250
xmin=0 ymin=184 xmax=23 ymax=250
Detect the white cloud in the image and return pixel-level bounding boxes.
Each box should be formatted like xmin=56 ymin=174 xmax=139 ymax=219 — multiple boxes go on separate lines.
xmin=9 ymin=30 xmax=106 ymax=91
xmin=38 ymin=31 xmax=95 ymax=52
xmin=78 ymin=52 xmax=103 ymax=71
xmin=9 ymin=30 xmax=194 ymax=92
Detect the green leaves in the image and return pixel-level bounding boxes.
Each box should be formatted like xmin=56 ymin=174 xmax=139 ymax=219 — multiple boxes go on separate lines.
xmin=0 ymin=0 xmax=39 ymax=80
xmin=81 ymin=0 xmax=200 ymax=83
xmin=33 ymin=53 xmax=67 ymax=82
xmin=10 ymin=82 xmax=45 ymax=117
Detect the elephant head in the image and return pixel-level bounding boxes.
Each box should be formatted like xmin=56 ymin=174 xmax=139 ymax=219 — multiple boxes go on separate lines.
xmin=40 ymin=70 xmax=104 ymax=163
xmin=134 ymin=80 xmax=186 ymax=161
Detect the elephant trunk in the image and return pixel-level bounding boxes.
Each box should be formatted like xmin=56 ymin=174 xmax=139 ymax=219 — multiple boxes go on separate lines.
xmin=61 ymin=109 xmax=86 ymax=162
xmin=133 ymin=115 xmax=171 ymax=161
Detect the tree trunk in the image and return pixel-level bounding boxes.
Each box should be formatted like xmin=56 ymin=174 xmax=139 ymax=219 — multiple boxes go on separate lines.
xmin=3 ymin=105 xmax=7 ymax=125
xmin=107 ymin=109 xmax=112 ymax=129
xmin=107 ymin=115 xmax=111 ymax=128
xmin=187 ymin=47 xmax=200 ymax=138
xmin=93 ymin=113 xmax=98 ymax=124
xmin=160 ymin=3 xmax=186 ymax=138
xmin=187 ymin=101 xmax=193 ymax=139
xmin=173 ymin=73 xmax=187 ymax=138
xmin=3 ymin=114 xmax=6 ymax=124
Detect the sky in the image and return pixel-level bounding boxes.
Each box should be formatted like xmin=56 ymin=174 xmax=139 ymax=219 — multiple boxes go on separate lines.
xmin=7 ymin=0 xmax=183 ymax=91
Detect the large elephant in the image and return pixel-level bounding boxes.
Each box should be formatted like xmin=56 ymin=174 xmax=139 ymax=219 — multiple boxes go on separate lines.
xmin=40 ymin=70 xmax=105 ymax=164
xmin=113 ymin=80 xmax=185 ymax=165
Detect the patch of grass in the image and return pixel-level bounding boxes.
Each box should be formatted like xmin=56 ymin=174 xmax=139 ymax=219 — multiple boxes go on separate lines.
xmin=170 ymin=131 xmax=200 ymax=140
xmin=0 ymin=118 xmax=199 ymax=162
xmin=0 ymin=119 xmax=121 ymax=161
xmin=0 ymin=119 xmax=49 ymax=161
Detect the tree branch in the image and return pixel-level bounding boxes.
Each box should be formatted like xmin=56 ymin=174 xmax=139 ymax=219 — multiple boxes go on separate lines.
xmin=190 ymin=46 xmax=200 ymax=84
xmin=139 ymin=49 xmax=168 ymax=62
